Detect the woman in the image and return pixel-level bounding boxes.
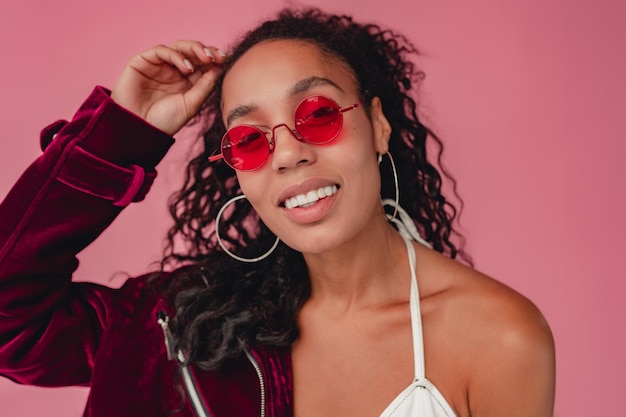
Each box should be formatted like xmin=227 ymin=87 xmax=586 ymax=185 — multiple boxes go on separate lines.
xmin=0 ymin=8 xmax=555 ymax=417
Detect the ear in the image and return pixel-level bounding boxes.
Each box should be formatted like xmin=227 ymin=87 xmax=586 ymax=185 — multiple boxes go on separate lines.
xmin=369 ymin=96 xmax=392 ymax=154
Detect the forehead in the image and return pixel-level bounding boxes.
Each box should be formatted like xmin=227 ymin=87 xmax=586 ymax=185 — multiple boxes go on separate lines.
xmin=222 ymin=39 xmax=358 ymax=110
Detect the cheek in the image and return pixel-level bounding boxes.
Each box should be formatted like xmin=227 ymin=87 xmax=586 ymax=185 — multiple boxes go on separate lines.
xmin=237 ymin=172 xmax=263 ymax=204
xmin=341 ymin=126 xmax=378 ymax=172
xmin=236 ymin=172 xmax=276 ymax=224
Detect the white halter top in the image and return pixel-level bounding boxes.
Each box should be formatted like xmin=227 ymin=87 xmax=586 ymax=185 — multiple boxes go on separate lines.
xmin=379 ymin=236 xmax=457 ymax=417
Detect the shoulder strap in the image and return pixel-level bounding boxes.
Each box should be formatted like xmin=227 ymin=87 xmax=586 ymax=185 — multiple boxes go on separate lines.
xmin=403 ymin=236 xmax=426 ymax=381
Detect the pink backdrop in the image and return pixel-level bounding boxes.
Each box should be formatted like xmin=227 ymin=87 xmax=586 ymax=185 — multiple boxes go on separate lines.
xmin=1 ymin=1 xmax=624 ymax=416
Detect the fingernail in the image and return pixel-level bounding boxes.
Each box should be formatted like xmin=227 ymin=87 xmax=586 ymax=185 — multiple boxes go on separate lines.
xmin=184 ymin=58 xmax=194 ymax=71
xmin=216 ymin=49 xmax=227 ymax=57
xmin=204 ymin=48 xmax=214 ymax=60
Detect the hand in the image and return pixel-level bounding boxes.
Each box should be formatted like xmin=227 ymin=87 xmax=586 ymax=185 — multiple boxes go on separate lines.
xmin=111 ymin=40 xmax=226 ymax=135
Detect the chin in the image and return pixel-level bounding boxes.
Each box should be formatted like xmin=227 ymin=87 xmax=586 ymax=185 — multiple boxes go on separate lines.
xmin=279 ymin=227 xmax=357 ymax=256
xmin=281 ymin=239 xmax=329 ymax=255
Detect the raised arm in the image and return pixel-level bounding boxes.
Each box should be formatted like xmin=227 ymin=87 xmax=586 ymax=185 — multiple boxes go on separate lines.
xmin=0 ymin=41 xmax=224 ymax=387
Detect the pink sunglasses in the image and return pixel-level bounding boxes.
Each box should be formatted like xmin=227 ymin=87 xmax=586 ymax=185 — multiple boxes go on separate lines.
xmin=209 ymin=95 xmax=360 ymax=171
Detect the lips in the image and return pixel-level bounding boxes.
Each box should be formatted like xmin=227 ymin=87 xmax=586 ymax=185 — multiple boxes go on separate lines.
xmin=275 ymin=178 xmax=341 ymax=224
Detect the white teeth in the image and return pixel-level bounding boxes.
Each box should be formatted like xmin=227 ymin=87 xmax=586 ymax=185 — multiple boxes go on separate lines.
xmin=306 ymin=190 xmax=319 ymax=202
xmin=284 ymin=185 xmax=338 ymax=209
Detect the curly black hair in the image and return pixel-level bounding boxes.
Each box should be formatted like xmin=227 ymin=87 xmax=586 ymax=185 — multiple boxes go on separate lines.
xmin=159 ymin=8 xmax=469 ymax=370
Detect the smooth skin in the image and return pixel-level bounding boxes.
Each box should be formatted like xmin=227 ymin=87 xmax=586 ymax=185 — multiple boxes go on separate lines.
xmin=111 ymin=39 xmax=555 ymax=417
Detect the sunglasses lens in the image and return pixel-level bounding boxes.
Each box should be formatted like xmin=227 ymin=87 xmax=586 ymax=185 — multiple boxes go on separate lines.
xmin=295 ymin=96 xmax=342 ymax=144
xmin=222 ymin=125 xmax=269 ymax=170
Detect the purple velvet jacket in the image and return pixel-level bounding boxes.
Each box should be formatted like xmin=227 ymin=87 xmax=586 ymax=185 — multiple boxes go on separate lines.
xmin=0 ymin=87 xmax=293 ymax=417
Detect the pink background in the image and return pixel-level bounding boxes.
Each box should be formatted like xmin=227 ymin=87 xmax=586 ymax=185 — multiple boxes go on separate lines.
xmin=1 ymin=0 xmax=624 ymax=416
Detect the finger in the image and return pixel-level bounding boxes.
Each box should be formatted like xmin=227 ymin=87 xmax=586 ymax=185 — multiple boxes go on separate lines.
xmin=170 ymin=40 xmax=214 ymax=67
xmin=170 ymin=40 xmax=229 ymax=66
xmin=203 ymin=46 xmax=229 ymax=64
xmin=171 ymin=40 xmax=227 ymax=66
xmin=135 ymin=44 xmax=196 ymax=74
xmin=184 ymin=66 xmax=223 ymax=114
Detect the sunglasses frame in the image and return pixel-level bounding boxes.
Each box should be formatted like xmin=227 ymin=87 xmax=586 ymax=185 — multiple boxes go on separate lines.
xmin=209 ymin=95 xmax=360 ymax=171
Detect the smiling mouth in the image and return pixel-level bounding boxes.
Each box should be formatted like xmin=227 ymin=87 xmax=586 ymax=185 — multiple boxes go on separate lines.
xmin=282 ymin=185 xmax=339 ymax=209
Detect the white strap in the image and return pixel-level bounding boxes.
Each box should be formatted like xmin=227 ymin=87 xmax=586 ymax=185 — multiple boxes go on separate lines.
xmin=382 ymin=199 xmax=432 ymax=249
xmin=382 ymin=199 xmax=429 ymax=379
xmin=402 ymin=236 xmax=426 ymax=380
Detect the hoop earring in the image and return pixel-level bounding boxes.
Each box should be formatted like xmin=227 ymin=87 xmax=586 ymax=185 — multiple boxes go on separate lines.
xmin=378 ymin=152 xmax=399 ymax=221
xmin=215 ymin=194 xmax=280 ymax=263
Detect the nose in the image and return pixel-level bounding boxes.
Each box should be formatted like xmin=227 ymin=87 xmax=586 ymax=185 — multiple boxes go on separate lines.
xmin=269 ymin=123 xmax=315 ymax=171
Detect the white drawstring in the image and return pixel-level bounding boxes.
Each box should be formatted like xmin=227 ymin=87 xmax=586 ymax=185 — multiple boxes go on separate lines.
xmin=382 ymin=199 xmax=432 ymax=249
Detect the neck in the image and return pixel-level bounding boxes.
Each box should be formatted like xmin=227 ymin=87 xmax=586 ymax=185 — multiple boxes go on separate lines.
xmin=302 ymin=218 xmax=410 ymax=312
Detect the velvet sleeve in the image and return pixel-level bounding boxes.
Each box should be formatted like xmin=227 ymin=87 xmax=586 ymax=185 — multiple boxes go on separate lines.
xmin=0 ymin=87 xmax=175 ymax=387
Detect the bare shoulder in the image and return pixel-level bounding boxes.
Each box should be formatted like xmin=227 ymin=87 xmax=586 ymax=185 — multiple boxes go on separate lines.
xmin=415 ymin=244 xmax=555 ymax=416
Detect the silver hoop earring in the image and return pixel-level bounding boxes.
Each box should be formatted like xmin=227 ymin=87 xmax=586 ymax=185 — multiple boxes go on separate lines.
xmin=215 ymin=194 xmax=280 ymax=263
xmin=378 ymin=152 xmax=399 ymax=221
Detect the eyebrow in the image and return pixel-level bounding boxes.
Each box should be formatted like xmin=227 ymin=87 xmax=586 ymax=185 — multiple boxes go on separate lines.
xmin=225 ymin=76 xmax=345 ymax=127
xmin=289 ymin=76 xmax=344 ymax=96
xmin=226 ymin=104 xmax=257 ymax=127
